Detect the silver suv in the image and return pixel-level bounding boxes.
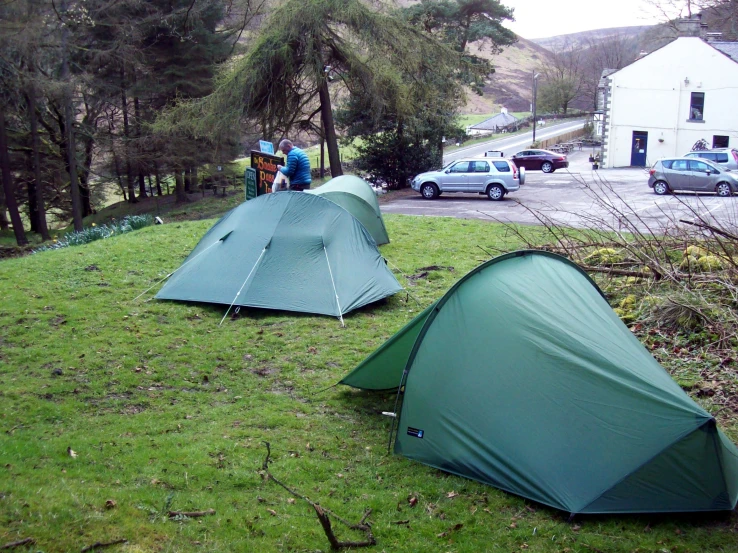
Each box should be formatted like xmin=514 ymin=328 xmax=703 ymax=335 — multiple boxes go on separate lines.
xmin=410 ymin=157 xmax=524 ymax=201
xmin=648 ymin=157 xmax=737 ymax=196
xmin=683 ymin=148 xmax=738 ymax=171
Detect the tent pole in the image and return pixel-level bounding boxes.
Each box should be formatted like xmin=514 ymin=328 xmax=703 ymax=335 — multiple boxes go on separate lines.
xmin=387 ymin=368 xmax=410 ymax=453
xmin=133 ymin=238 xmax=226 ymax=302
xmin=219 ymin=247 xmax=267 ymax=326
xmin=323 ymin=245 xmax=345 ymax=327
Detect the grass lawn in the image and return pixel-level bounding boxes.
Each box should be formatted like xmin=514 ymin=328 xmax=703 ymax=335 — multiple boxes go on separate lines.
xmin=1 ymin=213 xmax=737 ymax=552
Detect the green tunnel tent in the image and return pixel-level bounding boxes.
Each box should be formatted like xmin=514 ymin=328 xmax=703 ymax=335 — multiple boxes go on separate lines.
xmin=340 ymin=250 xmax=738 ymax=514
xmin=156 ymin=192 xmax=402 ymax=318
xmin=307 ymin=175 xmax=390 ymax=245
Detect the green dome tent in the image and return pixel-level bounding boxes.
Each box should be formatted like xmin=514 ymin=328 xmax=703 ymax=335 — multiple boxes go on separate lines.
xmin=307 ymin=175 xmax=390 ymax=245
xmin=156 ymin=192 xmax=401 ymax=319
xmin=341 ymin=251 xmax=738 ymax=514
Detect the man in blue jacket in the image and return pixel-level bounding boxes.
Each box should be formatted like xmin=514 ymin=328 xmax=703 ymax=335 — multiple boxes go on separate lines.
xmin=277 ymin=139 xmax=312 ymax=191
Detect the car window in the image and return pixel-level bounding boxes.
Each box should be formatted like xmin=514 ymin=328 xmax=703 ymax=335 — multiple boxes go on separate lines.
xmin=689 ymin=160 xmax=715 ymax=172
xmin=516 ymin=151 xmax=529 ymax=157
xmin=450 ymin=161 xmax=470 ymax=173
xmin=660 ymin=160 xmax=673 ymax=169
xmin=531 ymin=150 xmax=545 ymax=155
xmin=701 ymin=153 xmax=717 ymax=161
xmin=472 ymin=161 xmax=489 ymax=173
xmin=671 ymin=160 xmax=689 ymax=171
xmin=493 ymin=161 xmax=510 ymax=172
xmin=716 ymin=153 xmax=729 ymax=163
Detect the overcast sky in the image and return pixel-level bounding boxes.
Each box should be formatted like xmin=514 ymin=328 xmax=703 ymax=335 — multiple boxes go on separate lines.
xmin=502 ymin=0 xmax=679 ymax=39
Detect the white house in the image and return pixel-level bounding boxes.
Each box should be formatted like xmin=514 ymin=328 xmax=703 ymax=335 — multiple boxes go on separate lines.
xmin=601 ymin=36 xmax=738 ymax=168
xmin=466 ymin=108 xmax=519 ymax=136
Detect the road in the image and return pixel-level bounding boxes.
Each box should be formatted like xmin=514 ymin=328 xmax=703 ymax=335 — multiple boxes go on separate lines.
xmin=443 ymin=119 xmax=586 ymax=163
xmin=383 ymin=150 xmax=738 ymax=233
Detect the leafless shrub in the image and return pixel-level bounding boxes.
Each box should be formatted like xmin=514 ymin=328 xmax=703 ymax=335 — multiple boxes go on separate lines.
xmin=486 ymin=171 xmax=738 ymax=356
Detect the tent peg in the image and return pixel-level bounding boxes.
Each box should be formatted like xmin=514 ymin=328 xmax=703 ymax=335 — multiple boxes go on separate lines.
xmin=381 ymin=412 xmax=396 ymax=418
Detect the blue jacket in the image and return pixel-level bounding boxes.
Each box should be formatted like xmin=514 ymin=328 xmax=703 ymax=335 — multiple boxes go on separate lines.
xmin=279 ymin=147 xmax=312 ymax=187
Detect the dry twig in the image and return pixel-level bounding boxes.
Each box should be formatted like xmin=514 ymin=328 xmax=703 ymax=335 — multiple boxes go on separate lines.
xmin=168 ymin=509 xmax=215 ymax=518
xmin=1 ymin=538 xmax=35 ymax=550
xmin=261 ymin=442 xmax=375 ymax=550
xmin=80 ymin=539 xmax=127 ymax=552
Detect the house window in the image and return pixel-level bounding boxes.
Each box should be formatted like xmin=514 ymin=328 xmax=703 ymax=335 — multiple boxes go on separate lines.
xmin=713 ymin=135 xmax=729 ymax=148
xmin=689 ymin=92 xmax=705 ymax=121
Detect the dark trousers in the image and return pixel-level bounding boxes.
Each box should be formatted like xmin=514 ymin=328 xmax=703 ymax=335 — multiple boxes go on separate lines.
xmin=289 ymin=184 xmax=310 ymax=192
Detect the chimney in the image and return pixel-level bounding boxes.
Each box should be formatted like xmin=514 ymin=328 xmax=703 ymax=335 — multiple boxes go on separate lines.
xmin=674 ymin=14 xmax=706 ymax=38
xmin=705 ymin=31 xmax=723 ymax=43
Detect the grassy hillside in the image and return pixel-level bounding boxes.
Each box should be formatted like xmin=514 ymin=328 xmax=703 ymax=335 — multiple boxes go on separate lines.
xmin=531 ymin=26 xmax=653 ymax=51
xmin=471 ymin=36 xmax=554 ymax=112
xmin=2 ymin=211 xmax=737 ymax=551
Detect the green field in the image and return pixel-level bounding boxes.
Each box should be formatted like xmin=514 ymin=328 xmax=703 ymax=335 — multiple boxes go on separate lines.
xmin=1 ymin=211 xmax=736 ymax=552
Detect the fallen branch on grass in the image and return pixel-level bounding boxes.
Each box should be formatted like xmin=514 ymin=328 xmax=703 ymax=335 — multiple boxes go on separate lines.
xmin=1 ymin=538 xmax=35 ymax=550
xmin=680 ymin=219 xmax=738 ymax=242
xmin=168 ymin=509 xmax=215 ymax=518
xmin=580 ymin=265 xmax=655 ymax=279
xmin=80 ymin=538 xmax=127 ymax=552
xmin=261 ymin=441 xmax=376 ymax=550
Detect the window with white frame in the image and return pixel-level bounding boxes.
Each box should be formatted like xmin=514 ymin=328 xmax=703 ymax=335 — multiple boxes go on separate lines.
xmin=689 ymin=92 xmax=705 ymax=121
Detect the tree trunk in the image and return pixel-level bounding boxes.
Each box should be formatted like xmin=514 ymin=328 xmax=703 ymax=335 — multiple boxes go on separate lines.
xmin=174 ymin=170 xmax=187 ymax=203
xmin=318 ymin=78 xmax=342 ymax=177
xmin=79 ymin=132 xmax=94 ymax=216
xmin=27 ymin=81 xmax=50 ymax=240
xmin=0 ymin=188 xmax=8 ymax=230
xmin=120 ymin=67 xmax=137 ymax=203
xmin=61 ymin=0 xmax=83 ymax=231
xmin=133 ymin=86 xmax=147 ymax=198
xmin=184 ymin=166 xmax=192 ymax=193
xmin=112 ymin=151 xmax=127 ymax=201
xmin=154 ymin=162 xmax=163 ymax=196
xmin=193 ymin=166 xmax=201 ymax=197
xmin=0 ymin=109 xmax=29 ymax=245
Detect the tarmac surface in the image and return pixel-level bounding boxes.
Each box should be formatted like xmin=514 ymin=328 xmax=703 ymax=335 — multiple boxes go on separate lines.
xmin=381 ymin=150 xmax=738 ymax=233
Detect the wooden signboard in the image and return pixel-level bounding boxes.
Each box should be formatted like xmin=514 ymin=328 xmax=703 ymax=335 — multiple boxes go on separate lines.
xmin=250 ymin=151 xmax=284 ymax=196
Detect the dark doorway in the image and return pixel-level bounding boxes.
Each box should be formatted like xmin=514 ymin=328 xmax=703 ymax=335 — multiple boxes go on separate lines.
xmin=713 ymin=135 xmax=729 ymax=148
xmin=630 ymin=131 xmax=648 ymax=167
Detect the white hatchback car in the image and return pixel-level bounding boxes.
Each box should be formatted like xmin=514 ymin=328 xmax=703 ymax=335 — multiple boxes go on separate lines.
xmin=410 ymin=157 xmax=524 ymax=201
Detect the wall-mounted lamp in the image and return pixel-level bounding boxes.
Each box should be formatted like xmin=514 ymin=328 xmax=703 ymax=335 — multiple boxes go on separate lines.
xmin=684 ymin=77 xmax=690 ymax=85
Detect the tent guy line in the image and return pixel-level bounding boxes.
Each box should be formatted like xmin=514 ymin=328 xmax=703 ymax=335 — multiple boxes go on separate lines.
xmin=132 ymin=236 xmax=228 ymax=303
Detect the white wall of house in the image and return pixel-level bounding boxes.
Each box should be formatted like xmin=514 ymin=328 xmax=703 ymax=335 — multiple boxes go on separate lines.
xmin=603 ymin=37 xmax=738 ymax=168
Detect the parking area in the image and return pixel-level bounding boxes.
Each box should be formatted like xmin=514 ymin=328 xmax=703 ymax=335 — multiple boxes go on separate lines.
xmin=382 ymin=151 xmax=738 ymax=232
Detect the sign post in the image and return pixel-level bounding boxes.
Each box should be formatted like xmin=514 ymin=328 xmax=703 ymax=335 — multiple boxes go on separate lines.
xmin=245 ymin=167 xmax=257 ymax=201
xmin=259 ymin=140 xmax=275 ymax=155
xmin=250 ymin=151 xmax=284 ymax=196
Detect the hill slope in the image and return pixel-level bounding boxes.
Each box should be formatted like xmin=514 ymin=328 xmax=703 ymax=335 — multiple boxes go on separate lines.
xmin=531 ymin=26 xmax=653 ymax=51
xmin=467 ymin=35 xmax=554 ymax=113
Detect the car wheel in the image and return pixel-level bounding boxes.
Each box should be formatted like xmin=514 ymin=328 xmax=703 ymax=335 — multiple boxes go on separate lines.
xmin=420 ymin=182 xmax=439 ymax=199
xmin=541 ymin=161 xmax=554 ymax=173
xmin=486 ymin=184 xmax=504 ymax=201
xmin=716 ymin=182 xmax=733 ymax=197
xmin=653 ymin=181 xmax=670 ymax=195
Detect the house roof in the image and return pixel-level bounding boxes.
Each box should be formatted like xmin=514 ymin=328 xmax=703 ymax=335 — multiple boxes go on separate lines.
xmin=606 ymin=37 xmax=738 ymax=79
xmin=712 ymin=41 xmax=738 ymax=62
xmin=469 ymin=112 xmax=519 ymax=130
xmin=598 ymin=68 xmax=618 ymax=87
